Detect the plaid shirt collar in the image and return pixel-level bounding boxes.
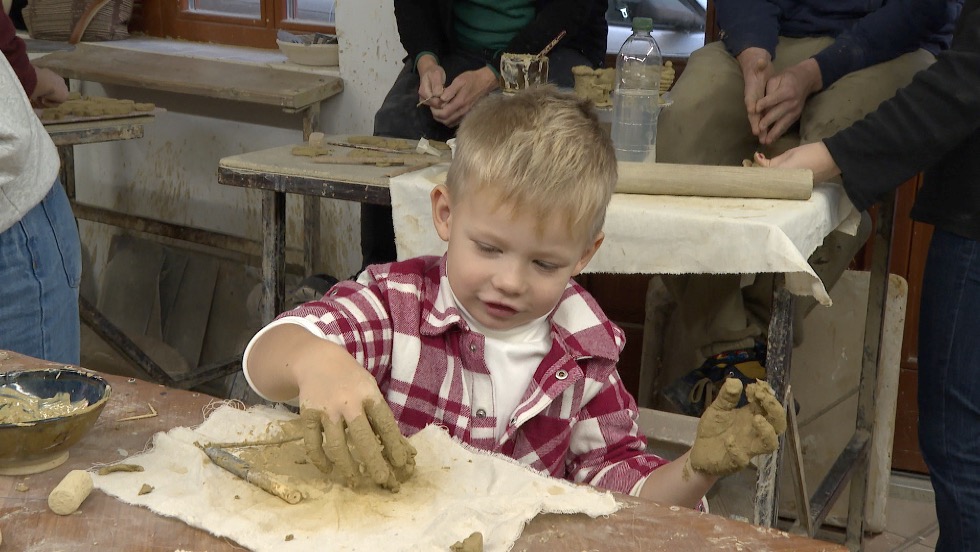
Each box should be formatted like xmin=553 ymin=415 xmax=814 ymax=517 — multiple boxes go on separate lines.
xmin=417 ymin=255 xmax=621 ymax=364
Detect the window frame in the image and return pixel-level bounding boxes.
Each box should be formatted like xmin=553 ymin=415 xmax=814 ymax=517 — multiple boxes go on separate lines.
xmin=135 ymin=0 xmax=335 ymax=49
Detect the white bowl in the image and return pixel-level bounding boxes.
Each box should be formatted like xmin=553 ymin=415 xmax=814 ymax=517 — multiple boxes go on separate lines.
xmin=276 ymin=39 xmax=339 ymax=67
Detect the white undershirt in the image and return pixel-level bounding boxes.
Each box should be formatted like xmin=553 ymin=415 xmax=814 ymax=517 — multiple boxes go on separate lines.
xmin=450 ymin=288 xmax=551 ymax=439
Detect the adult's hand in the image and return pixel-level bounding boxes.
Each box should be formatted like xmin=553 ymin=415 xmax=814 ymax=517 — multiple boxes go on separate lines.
xmin=755 ymin=58 xmax=823 ymax=145
xmin=429 ymin=66 xmax=499 ymax=127
xmin=688 ymin=378 xmax=787 ymax=477
xmin=30 ymin=67 xmax=69 ymax=107
xmin=758 ymin=141 xmax=841 ymax=183
xmin=736 ymin=47 xmax=773 ymax=140
xmin=417 ymin=54 xmax=448 ymax=108
xmin=294 ymin=349 xmax=417 ymax=491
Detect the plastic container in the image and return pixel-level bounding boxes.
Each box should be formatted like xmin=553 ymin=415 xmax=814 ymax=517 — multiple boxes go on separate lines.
xmin=611 ymin=17 xmax=662 ymax=163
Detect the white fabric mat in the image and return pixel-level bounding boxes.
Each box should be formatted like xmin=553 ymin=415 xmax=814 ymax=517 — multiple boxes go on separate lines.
xmin=92 ymin=404 xmax=620 ymax=552
xmin=389 ymin=165 xmax=860 ymax=306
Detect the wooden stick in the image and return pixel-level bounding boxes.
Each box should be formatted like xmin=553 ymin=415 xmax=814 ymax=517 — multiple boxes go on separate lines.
xmin=615 ymin=161 xmax=813 ymax=200
xmin=536 ymin=30 xmax=566 ymax=58
xmin=116 ymin=403 xmax=157 ymax=422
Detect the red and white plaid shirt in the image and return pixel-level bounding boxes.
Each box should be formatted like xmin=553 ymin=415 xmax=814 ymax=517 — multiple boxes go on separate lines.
xmin=252 ymin=255 xmax=668 ymax=495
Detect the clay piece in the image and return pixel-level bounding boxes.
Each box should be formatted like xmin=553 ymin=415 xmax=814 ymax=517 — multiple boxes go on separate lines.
xmin=571 ymin=65 xmax=615 ymax=107
xmin=138 ymin=483 xmax=154 ymax=495
xmin=97 ymin=463 xmax=144 ymax=475
xmin=450 ymin=532 xmax=484 ymax=552
xmin=688 ymin=379 xmax=787 ymax=477
xmin=660 ymin=60 xmax=675 ymax=94
xmin=38 ymin=94 xmax=155 ymax=121
xmin=291 ymin=145 xmax=334 ymax=157
xmin=499 ymin=53 xmax=549 ymax=94
xmin=48 ymin=469 xmax=93 ymax=515
xmin=742 ymin=153 xmax=766 ymax=168
xmin=0 ymin=386 xmax=89 ymax=424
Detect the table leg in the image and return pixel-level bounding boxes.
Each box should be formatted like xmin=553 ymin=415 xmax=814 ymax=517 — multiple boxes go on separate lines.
xmin=261 ymin=189 xmax=287 ymax=324
xmin=754 ymin=273 xmax=794 ymax=527
xmin=58 ymin=145 xmax=75 ymax=199
xmin=302 ymin=102 xmax=322 ymax=278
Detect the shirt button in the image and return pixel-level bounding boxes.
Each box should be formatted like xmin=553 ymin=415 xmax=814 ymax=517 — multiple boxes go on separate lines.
xmin=469 ymin=344 xmax=477 ymax=353
xmin=475 ymin=408 xmax=487 ymax=418
xmin=556 ymin=369 xmax=568 ymax=380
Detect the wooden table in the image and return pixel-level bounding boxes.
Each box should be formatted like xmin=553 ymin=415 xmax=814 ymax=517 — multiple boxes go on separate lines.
xmin=217 ymin=141 xmax=444 ymax=325
xmin=0 ymin=351 xmax=845 ymax=551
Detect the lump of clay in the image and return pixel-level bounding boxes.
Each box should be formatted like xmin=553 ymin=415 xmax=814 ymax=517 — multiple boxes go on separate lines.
xmin=571 ymin=65 xmax=615 ymax=107
xmin=39 ymin=95 xmax=156 ymax=121
xmin=48 ymin=469 xmax=93 ymax=515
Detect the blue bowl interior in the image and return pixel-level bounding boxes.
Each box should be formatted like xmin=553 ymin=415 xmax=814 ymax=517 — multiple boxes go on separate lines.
xmin=0 ymin=369 xmax=110 ymax=422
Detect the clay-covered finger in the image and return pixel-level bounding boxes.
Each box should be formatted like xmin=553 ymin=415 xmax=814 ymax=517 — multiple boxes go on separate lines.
xmin=723 ymin=434 xmax=752 ymax=472
xmin=322 ymin=416 xmax=358 ymax=486
xmin=365 ymin=399 xmax=417 ymax=472
xmin=346 ymin=414 xmax=393 ymax=487
xmin=750 ymin=413 xmax=780 ymax=456
xmin=709 ymin=378 xmax=744 ymax=412
xmin=301 ymin=409 xmax=332 ymax=474
xmin=747 ymin=382 xmax=787 ymax=434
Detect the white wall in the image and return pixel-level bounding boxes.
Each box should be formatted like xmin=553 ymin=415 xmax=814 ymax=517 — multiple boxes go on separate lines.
xmin=73 ymin=0 xmax=406 ymax=301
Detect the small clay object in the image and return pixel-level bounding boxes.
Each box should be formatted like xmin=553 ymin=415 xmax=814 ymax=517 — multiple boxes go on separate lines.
xmin=48 ymin=470 xmax=93 ymax=515
xmin=291 ymin=145 xmax=333 ymax=157
xmin=138 ymin=483 xmax=154 ymax=495
xmin=450 ymin=532 xmax=483 ymax=552
xmin=98 ymin=463 xmax=144 ymax=475
xmin=285 ymin=534 xmax=294 ymax=542
xmin=15 ymin=482 xmax=29 ymax=492
xmin=308 ymin=131 xmax=325 ymax=148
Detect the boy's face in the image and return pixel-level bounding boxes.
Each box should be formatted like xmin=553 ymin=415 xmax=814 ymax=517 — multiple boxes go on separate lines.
xmin=431 ymin=184 xmax=603 ymax=331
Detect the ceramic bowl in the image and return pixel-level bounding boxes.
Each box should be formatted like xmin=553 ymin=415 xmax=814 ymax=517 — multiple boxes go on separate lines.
xmin=276 ymin=39 xmax=340 ymax=67
xmin=0 ymin=368 xmax=112 ymax=475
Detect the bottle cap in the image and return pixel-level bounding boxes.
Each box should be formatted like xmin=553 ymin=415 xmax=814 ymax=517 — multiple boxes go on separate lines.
xmin=632 ymin=17 xmax=654 ymax=32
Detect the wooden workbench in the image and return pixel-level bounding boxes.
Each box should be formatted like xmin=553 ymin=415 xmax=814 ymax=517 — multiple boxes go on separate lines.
xmin=0 ymin=351 xmax=845 ymax=552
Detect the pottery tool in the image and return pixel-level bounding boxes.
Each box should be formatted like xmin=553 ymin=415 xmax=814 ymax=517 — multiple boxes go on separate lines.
xmin=201 ymin=445 xmax=303 ymax=504
xmin=323 ymin=139 xmax=410 ymax=155
xmin=312 ymin=153 xmax=444 ymax=167
xmin=416 ymin=94 xmax=441 ymax=108
xmin=536 ymin=29 xmax=566 ymax=59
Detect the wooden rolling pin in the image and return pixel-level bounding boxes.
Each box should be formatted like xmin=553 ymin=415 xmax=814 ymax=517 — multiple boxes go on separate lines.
xmin=615 ymin=161 xmax=813 ymax=200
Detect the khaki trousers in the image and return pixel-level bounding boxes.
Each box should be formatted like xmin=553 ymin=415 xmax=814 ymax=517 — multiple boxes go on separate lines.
xmin=655 ymin=37 xmax=934 ymax=377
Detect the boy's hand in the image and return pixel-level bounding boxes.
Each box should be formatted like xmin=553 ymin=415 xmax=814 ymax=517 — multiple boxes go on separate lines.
xmin=295 ymin=359 xmax=417 ymax=491
xmin=688 ymin=378 xmax=787 ymax=477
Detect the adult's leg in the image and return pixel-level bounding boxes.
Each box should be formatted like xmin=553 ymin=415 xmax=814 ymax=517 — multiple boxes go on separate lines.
xmin=917 ymin=230 xmax=980 ymax=551
xmin=0 ymin=181 xmax=81 ymax=364
xmin=657 ymin=42 xmax=756 ymax=166
xmin=800 ymin=48 xmax=936 ymax=144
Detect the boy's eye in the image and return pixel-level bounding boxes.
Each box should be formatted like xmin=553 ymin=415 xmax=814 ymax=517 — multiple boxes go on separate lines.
xmin=534 ymin=260 xmax=559 ymax=272
xmin=475 ymin=242 xmax=499 ymax=254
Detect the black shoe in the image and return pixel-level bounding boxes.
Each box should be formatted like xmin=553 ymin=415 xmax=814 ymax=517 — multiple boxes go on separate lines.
xmin=663 ymin=341 xmax=767 ymax=417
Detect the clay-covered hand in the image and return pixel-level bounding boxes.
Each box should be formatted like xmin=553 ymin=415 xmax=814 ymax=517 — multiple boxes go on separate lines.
xmin=295 ymin=358 xmax=416 ymax=491
xmin=688 ymin=378 xmax=787 ymax=477
xmin=430 ymin=66 xmax=499 ymax=127
xmin=736 ymin=47 xmax=773 ymax=139
xmin=757 ymin=142 xmax=841 ymax=183
xmin=754 ymin=58 xmax=823 ymax=145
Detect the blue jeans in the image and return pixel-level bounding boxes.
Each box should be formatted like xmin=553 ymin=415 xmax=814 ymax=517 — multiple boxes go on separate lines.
xmin=0 ymin=181 xmax=81 ymax=364
xmin=918 ymin=229 xmax=980 ymax=551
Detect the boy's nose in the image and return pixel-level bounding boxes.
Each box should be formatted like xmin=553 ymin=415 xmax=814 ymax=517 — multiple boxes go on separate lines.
xmin=492 ymin=261 xmax=526 ymax=295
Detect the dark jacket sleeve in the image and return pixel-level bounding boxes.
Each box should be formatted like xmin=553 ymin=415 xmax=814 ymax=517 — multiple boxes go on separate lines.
xmin=393 ymin=0 xmax=450 ymax=68
xmin=811 ymin=0 xmax=953 ymax=88
xmin=824 ymin=2 xmax=980 ymax=211
xmin=715 ymin=0 xmax=782 ymax=60
xmin=1 ymin=10 xmax=36 ymax=96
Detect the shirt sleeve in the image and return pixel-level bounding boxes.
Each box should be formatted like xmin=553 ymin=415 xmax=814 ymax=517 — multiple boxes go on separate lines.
xmin=393 ymin=0 xmax=449 ymax=70
xmin=565 ymin=363 xmax=670 ymax=494
xmin=811 ymin=0 xmax=953 ymax=88
xmin=716 ymin=0 xmax=782 ymax=60
xmin=824 ymin=5 xmax=980 ymax=211
xmin=0 ymin=11 xmax=36 ymax=96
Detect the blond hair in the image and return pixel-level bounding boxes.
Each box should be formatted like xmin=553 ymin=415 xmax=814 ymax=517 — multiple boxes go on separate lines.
xmin=446 ymin=86 xmax=617 ymax=241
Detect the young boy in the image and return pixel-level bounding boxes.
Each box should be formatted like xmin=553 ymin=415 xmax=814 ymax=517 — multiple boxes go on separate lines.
xmin=243 ymin=86 xmax=785 ymax=508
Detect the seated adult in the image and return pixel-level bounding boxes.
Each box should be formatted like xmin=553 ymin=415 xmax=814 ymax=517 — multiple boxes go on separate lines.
xmin=655 ymin=0 xmax=960 ymax=416
xmin=361 ymin=0 xmax=609 ymax=267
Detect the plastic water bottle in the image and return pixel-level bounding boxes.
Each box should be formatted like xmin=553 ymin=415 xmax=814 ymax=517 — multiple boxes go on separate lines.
xmin=612 ymin=17 xmax=662 ymax=162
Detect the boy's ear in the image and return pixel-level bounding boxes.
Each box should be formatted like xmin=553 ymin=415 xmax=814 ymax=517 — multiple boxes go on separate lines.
xmin=430 ymin=184 xmax=452 ymax=242
xmin=572 ymin=231 xmax=605 ymax=276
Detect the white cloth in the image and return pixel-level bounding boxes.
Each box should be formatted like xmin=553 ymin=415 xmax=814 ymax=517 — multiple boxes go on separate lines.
xmin=92 ymin=405 xmax=620 ymax=552
xmin=390 ymin=165 xmax=861 ymax=306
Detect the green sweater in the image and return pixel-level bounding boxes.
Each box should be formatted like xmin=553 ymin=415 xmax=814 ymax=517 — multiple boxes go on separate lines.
xmin=453 ymin=0 xmax=534 ymax=54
